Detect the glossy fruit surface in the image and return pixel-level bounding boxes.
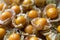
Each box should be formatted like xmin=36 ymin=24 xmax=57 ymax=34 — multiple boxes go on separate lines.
xmin=0 ymin=3 xmax=4 ymax=11
xmin=34 ymin=18 xmax=47 ymax=30
xmin=25 ymin=25 xmax=33 ymax=34
xmin=15 ymin=16 xmax=26 ymax=25
xmin=0 ymin=28 xmax=6 ymax=38
xmin=28 ymin=10 xmax=38 ymax=18
xmin=57 ymin=25 xmax=60 ymax=32
xmin=0 ymin=12 xmax=12 ymax=20
xmin=46 ymin=7 xmax=58 ymax=19
xmin=29 ymin=36 xmax=38 ymax=40
xmin=35 ymin=18 xmax=47 ymax=27
xmin=46 ymin=35 xmax=51 ymax=40
xmin=23 ymin=0 xmax=32 ymax=5
xmin=11 ymin=5 xmax=20 ymax=14
xmin=8 ymin=33 xmax=20 ymax=40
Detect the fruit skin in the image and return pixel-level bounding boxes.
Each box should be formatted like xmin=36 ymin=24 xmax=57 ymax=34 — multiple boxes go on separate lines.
xmin=0 ymin=12 xmax=12 ymax=20
xmin=28 ymin=10 xmax=38 ymax=18
xmin=29 ymin=36 xmax=38 ymax=40
xmin=0 ymin=28 xmax=6 ymax=39
xmin=0 ymin=3 xmax=4 ymax=11
xmin=4 ymin=0 xmax=13 ymax=5
xmin=35 ymin=18 xmax=47 ymax=27
xmin=11 ymin=5 xmax=20 ymax=14
xmin=25 ymin=25 xmax=33 ymax=34
xmin=46 ymin=35 xmax=51 ymax=40
xmin=57 ymin=25 xmax=60 ymax=33
xmin=15 ymin=16 xmax=26 ymax=25
xmin=8 ymin=33 xmax=20 ymax=40
xmin=35 ymin=0 xmax=46 ymax=7
xmin=35 ymin=18 xmax=47 ymax=30
xmin=46 ymin=7 xmax=58 ymax=19
xmin=23 ymin=0 xmax=32 ymax=5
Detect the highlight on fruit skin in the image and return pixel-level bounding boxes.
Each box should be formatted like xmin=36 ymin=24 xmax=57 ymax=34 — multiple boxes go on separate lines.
xmin=31 ymin=18 xmax=52 ymax=30
xmin=28 ymin=10 xmax=38 ymax=18
xmin=43 ymin=4 xmax=57 ymax=19
xmin=0 ymin=9 xmax=15 ymax=25
xmin=43 ymin=4 xmax=60 ymax=22
xmin=8 ymin=33 xmax=20 ymax=40
xmin=0 ymin=3 xmax=6 ymax=11
xmin=21 ymin=0 xmax=34 ymax=13
xmin=57 ymin=25 xmax=60 ymax=33
xmin=15 ymin=16 xmax=26 ymax=25
xmin=24 ymin=25 xmax=33 ymax=34
xmin=22 ymin=0 xmax=34 ymax=6
xmin=27 ymin=6 xmax=41 ymax=20
xmin=35 ymin=18 xmax=47 ymax=27
xmin=12 ymin=14 xmax=28 ymax=28
xmin=0 ymin=28 xmax=6 ymax=39
xmin=0 ymin=12 xmax=12 ymax=21
xmin=29 ymin=36 xmax=38 ymax=40
xmin=11 ymin=5 xmax=20 ymax=14
xmin=25 ymin=35 xmax=42 ymax=40
xmin=46 ymin=7 xmax=58 ymax=19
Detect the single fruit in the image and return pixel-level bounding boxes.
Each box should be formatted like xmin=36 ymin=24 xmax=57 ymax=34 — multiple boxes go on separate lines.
xmin=25 ymin=25 xmax=33 ymax=34
xmin=46 ymin=7 xmax=58 ymax=19
xmin=0 ymin=12 xmax=12 ymax=20
xmin=57 ymin=25 xmax=60 ymax=32
xmin=0 ymin=3 xmax=4 ymax=11
xmin=28 ymin=10 xmax=38 ymax=18
xmin=35 ymin=18 xmax=47 ymax=27
xmin=35 ymin=18 xmax=47 ymax=30
xmin=8 ymin=33 xmax=20 ymax=40
xmin=29 ymin=36 xmax=38 ymax=40
xmin=15 ymin=16 xmax=26 ymax=25
xmin=11 ymin=5 xmax=20 ymax=14
xmin=23 ymin=0 xmax=32 ymax=5
xmin=0 ymin=28 xmax=6 ymax=38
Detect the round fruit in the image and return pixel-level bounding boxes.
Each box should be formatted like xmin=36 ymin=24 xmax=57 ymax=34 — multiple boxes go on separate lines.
xmin=28 ymin=10 xmax=38 ymax=18
xmin=0 ymin=3 xmax=4 ymax=11
xmin=8 ymin=33 xmax=20 ymax=40
xmin=0 ymin=28 xmax=6 ymax=38
xmin=35 ymin=18 xmax=47 ymax=27
xmin=35 ymin=0 xmax=46 ymax=7
xmin=11 ymin=5 xmax=20 ymax=14
xmin=23 ymin=0 xmax=32 ymax=5
xmin=25 ymin=25 xmax=33 ymax=34
xmin=46 ymin=35 xmax=51 ymax=40
xmin=0 ymin=12 xmax=12 ymax=20
xmin=46 ymin=7 xmax=58 ymax=19
xmin=29 ymin=36 xmax=38 ymax=40
xmin=35 ymin=18 xmax=47 ymax=30
xmin=57 ymin=25 xmax=60 ymax=32
xmin=15 ymin=16 xmax=26 ymax=25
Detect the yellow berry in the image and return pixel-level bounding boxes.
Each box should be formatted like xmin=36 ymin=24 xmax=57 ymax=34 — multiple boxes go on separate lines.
xmin=15 ymin=16 xmax=26 ymax=25
xmin=46 ymin=7 xmax=58 ymax=19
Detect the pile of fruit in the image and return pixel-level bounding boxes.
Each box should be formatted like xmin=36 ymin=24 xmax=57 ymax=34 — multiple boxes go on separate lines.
xmin=0 ymin=0 xmax=60 ymax=40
